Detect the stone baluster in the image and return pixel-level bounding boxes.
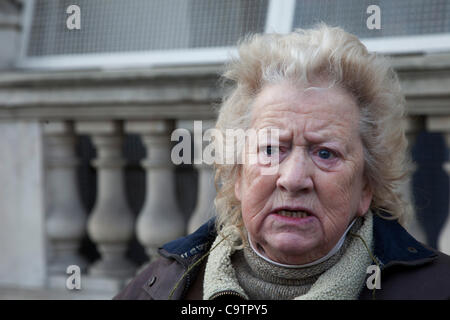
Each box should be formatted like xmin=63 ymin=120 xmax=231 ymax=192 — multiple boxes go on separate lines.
xmin=44 ymin=121 xmax=87 ymax=274
xmin=125 ymin=120 xmax=185 ymax=262
xmin=402 ymin=117 xmax=427 ymax=244
xmin=187 ymin=120 xmax=217 ymax=233
xmin=76 ymin=121 xmax=135 ymax=278
xmin=442 ymin=158 xmax=450 ymax=254
xmin=427 ymin=116 xmax=450 ymax=255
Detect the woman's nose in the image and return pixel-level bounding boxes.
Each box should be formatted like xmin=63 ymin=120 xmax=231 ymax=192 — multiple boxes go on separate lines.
xmin=276 ymin=148 xmax=313 ymax=194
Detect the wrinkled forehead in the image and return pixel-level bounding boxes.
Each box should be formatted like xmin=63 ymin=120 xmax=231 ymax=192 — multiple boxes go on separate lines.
xmin=250 ymin=82 xmax=361 ymax=130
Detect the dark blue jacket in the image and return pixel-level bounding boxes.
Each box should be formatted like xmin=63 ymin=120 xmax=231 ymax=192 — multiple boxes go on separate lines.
xmin=115 ymin=214 xmax=450 ymax=300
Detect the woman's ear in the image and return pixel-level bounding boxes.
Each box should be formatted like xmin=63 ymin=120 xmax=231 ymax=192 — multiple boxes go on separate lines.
xmin=234 ymin=167 xmax=242 ymax=201
xmin=357 ymin=176 xmax=373 ymax=217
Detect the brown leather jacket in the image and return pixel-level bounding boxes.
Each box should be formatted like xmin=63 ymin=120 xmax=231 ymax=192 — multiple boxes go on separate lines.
xmin=114 ymin=216 xmax=450 ymax=300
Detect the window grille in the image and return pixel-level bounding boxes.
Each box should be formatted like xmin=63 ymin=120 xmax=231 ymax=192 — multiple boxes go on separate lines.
xmin=18 ymin=0 xmax=450 ymax=69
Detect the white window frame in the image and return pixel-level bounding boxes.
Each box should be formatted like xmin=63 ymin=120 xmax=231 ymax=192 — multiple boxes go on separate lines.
xmin=16 ymin=0 xmax=450 ymax=70
xmin=362 ymin=33 xmax=450 ymax=55
xmin=18 ymin=0 xmax=244 ymax=70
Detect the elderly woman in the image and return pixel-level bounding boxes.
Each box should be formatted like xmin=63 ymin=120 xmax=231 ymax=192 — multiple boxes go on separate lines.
xmin=115 ymin=24 xmax=450 ymax=300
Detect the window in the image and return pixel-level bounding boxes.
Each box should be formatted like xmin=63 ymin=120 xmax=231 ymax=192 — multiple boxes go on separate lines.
xmin=19 ymin=0 xmax=268 ymax=69
xmin=292 ymin=0 xmax=450 ymax=54
xmin=18 ymin=0 xmax=450 ymax=69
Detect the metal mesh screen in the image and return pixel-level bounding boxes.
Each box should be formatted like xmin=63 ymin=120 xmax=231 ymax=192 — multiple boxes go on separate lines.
xmin=26 ymin=0 xmax=268 ymax=56
xmin=293 ymin=0 xmax=450 ymax=39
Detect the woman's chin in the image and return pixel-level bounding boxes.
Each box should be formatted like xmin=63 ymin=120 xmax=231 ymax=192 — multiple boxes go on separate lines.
xmin=263 ymin=233 xmax=323 ymax=264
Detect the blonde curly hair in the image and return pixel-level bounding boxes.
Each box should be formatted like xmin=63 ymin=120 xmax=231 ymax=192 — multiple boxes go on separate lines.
xmin=213 ymin=23 xmax=412 ymax=241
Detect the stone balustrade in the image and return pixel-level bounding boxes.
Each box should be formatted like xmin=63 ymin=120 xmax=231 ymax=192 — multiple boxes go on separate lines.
xmin=0 ymin=55 xmax=449 ymax=297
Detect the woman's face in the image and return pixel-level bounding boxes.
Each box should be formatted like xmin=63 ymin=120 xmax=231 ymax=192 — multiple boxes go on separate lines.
xmin=235 ymin=82 xmax=372 ymax=265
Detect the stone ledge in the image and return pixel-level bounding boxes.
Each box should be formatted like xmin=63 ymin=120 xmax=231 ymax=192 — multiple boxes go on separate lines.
xmin=0 ymin=54 xmax=449 ymax=120
xmin=0 ymin=274 xmax=133 ymax=300
xmin=0 ymin=64 xmax=224 ymax=86
xmin=0 ymin=286 xmax=113 ymax=300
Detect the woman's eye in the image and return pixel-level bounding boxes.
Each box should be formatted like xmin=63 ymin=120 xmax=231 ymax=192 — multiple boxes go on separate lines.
xmin=262 ymin=145 xmax=278 ymax=156
xmin=317 ymin=148 xmax=335 ymax=160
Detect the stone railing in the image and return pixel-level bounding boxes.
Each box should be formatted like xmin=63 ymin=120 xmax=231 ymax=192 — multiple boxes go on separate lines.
xmin=0 ymin=65 xmax=222 ymax=298
xmin=0 ymin=54 xmax=449 ymax=298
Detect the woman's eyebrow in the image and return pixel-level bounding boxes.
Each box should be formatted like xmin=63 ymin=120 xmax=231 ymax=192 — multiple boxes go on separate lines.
xmin=254 ymin=123 xmax=289 ymax=134
xmin=303 ymin=130 xmax=347 ymax=146
xmin=257 ymin=130 xmax=290 ymax=144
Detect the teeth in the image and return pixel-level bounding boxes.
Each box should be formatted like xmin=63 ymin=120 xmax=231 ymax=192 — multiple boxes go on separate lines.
xmin=277 ymin=210 xmax=309 ymax=218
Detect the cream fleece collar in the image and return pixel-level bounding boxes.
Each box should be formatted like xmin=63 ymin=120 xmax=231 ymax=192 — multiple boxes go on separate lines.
xmin=203 ymin=212 xmax=374 ymax=300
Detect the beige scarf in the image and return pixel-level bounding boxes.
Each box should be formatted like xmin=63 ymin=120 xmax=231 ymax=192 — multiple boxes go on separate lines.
xmin=203 ymin=212 xmax=374 ymax=300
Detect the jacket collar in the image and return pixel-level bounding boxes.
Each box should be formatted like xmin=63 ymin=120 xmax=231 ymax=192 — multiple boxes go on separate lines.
xmin=161 ymin=214 xmax=437 ymax=270
xmin=372 ymin=213 xmax=437 ymax=269
xmin=160 ymin=218 xmax=216 ymax=262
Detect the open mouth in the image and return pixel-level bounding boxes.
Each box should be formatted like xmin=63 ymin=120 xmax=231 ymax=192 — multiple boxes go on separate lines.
xmin=276 ymin=209 xmax=311 ymax=218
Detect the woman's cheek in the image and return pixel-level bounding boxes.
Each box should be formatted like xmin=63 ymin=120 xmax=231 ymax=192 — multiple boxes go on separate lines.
xmin=318 ymin=171 xmax=360 ymax=221
xmin=243 ymin=162 xmax=273 ymax=191
xmin=241 ymin=165 xmax=276 ymax=218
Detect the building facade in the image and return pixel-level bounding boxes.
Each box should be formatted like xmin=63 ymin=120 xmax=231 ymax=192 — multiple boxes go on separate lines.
xmin=0 ymin=0 xmax=449 ymax=299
